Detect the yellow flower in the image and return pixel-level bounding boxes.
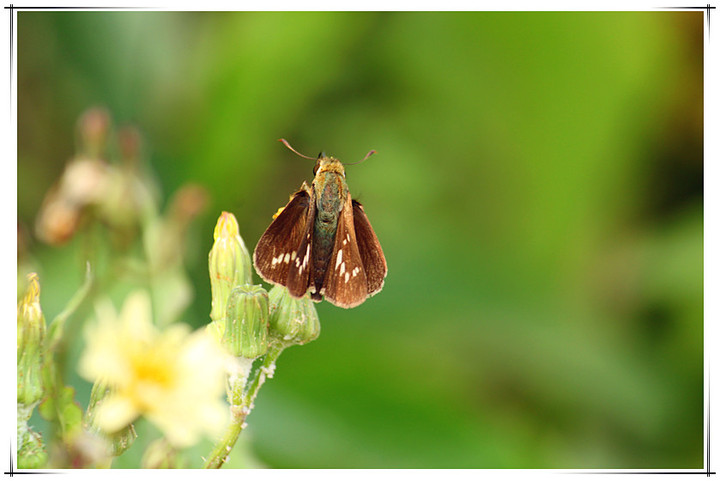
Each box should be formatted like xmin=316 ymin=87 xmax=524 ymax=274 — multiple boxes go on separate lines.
xmin=79 ymin=291 xmax=228 ymax=448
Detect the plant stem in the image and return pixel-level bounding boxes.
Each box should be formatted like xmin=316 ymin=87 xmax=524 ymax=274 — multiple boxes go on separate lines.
xmin=203 ymin=343 xmax=285 ymax=469
xmin=47 ymin=262 xmax=94 ymax=352
xmin=242 ymin=343 xmax=283 ymax=407
xmin=203 ymin=405 xmax=248 ymax=469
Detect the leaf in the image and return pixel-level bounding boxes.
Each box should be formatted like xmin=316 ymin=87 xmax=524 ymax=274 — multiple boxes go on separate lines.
xmin=39 ymin=386 xmax=83 ymax=438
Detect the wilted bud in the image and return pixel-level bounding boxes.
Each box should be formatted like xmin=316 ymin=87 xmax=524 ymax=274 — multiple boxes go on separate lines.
xmin=78 ymin=107 xmax=110 ymax=158
xmin=60 ymin=158 xmax=110 ymax=206
xmin=117 ymin=126 xmax=142 ymax=167
xmin=223 ymin=285 xmax=269 ymax=359
xmin=268 ymin=286 xmax=320 ymax=346
xmin=209 ymin=212 xmax=252 ymax=322
xmin=84 ymin=379 xmax=137 ymax=457
xmin=17 ymin=273 xmax=45 ymax=406
xmin=35 ymin=157 xmax=110 ymax=245
xmin=35 ymin=190 xmax=82 ymax=245
xmin=166 ymin=184 xmax=209 ymax=237
xmin=96 ymin=167 xmax=143 ymax=234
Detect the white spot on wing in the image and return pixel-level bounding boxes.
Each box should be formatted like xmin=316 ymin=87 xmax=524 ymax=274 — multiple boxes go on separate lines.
xmin=335 ymin=250 xmax=343 ymax=269
xmin=345 ymin=272 xmax=350 ymax=283
xmin=283 ymin=253 xmax=290 ymax=264
xmin=299 ymin=245 xmax=310 ymax=273
xmin=340 ymin=263 xmax=346 ymax=275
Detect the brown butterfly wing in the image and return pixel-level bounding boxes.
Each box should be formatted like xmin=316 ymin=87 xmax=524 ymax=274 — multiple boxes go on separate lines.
xmin=285 ymin=193 xmax=315 ymax=298
xmin=253 ymin=184 xmax=314 ymax=297
xmin=352 ymin=199 xmax=387 ymax=296
xmin=322 ymin=194 xmax=368 ymax=308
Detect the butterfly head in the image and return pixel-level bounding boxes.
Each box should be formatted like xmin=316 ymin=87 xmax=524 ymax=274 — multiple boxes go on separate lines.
xmin=313 ymin=154 xmax=345 ymax=177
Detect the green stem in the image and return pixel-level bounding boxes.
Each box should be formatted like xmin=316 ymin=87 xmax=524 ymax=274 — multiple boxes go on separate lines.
xmin=47 ymin=262 xmax=94 ymax=352
xmin=242 ymin=343 xmax=284 ymax=407
xmin=41 ymin=263 xmax=94 ymax=447
xmin=203 ymin=344 xmax=285 ymax=469
xmin=203 ymin=405 xmax=248 ymax=469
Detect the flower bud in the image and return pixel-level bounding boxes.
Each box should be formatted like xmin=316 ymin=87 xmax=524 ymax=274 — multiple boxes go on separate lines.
xmin=84 ymin=379 xmax=137 ymax=457
xmin=17 ymin=423 xmax=47 ymax=469
xmin=169 ymin=184 xmax=208 ymax=224
xmin=96 ymin=167 xmax=142 ymax=234
xmin=17 ymin=273 xmax=45 ymax=406
xmin=268 ymin=286 xmax=320 ymax=346
xmin=209 ymin=212 xmax=252 ymax=322
xmin=117 ymin=125 xmax=142 ymax=167
xmin=35 ymin=191 xmax=82 ymax=245
xmin=223 ymin=285 xmax=269 ymax=359
xmin=60 ymin=158 xmax=109 ymax=206
xmin=78 ymin=107 xmax=110 ymax=159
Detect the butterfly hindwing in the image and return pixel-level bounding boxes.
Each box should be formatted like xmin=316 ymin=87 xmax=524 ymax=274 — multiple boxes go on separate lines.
xmin=351 ymin=199 xmax=387 ymax=296
xmin=322 ymin=194 xmax=368 ymax=308
xmin=253 ymin=184 xmax=314 ymax=295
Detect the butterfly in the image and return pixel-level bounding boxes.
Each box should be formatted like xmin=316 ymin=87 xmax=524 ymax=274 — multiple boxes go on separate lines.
xmin=253 ymin=139 xmax=387 ymax=308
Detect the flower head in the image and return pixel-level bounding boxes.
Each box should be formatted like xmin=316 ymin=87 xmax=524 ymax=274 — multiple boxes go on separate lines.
xmin=79 ymin=291 xmax=228 ymax=448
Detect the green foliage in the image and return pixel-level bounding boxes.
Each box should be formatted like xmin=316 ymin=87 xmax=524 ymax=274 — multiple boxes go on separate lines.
xmin=38 ymin=385 xmax=83 ymax=439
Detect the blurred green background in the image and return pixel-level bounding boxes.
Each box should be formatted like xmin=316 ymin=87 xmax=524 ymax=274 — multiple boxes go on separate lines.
xmin=17 ymin=11 xmax=703 ymax=468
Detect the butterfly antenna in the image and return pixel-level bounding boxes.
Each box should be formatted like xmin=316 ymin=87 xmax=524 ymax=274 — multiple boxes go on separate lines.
xmin=278 ymin=138 xmax=315 ymax=160
xmin=343 ymin=149 xmax=376 ymax=166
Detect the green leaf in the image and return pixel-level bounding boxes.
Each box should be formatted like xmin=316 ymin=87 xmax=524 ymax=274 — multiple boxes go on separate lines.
xmin=39 ymin=386 xmax=83 ymax=438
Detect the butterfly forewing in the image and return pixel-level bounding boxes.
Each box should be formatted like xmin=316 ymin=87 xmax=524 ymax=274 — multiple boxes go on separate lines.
xmin=285 ymin=193 xmax=315 ymax=298
xmin=253 ymin=186 xmax=314 ymax=294
xmin=351 ymin=200 xmax=387 ymax=296
xmin=322 ymin=194 xmax=368 ymax=308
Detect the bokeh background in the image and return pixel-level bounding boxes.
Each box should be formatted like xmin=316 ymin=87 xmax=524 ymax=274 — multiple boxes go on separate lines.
xmin=17 ymin=11 xmax=703 ymax=468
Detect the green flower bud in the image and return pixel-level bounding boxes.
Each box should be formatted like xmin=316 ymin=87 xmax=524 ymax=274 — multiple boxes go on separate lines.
xmin=17 ymin=273 xmax=45 ymax=406
xmin=268 ymin=286 xmax=320 ymax=346
xmin=223 ymin=285 xmax=269 ymax=359
xmin=17 ymin=422 xmax=47 ymax=469
xmin=84 ymin=379 xmax=137 ymax=457
xmin=209 ymin=212 xmax=252 ymax=323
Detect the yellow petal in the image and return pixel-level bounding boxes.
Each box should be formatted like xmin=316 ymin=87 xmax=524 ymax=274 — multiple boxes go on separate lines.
xmin=94 ymin=395 xmax=139 ymax=433
xmin=79 ymin=319 xmax=130 ymax=386
xmin=147 ymin=398 xmax=228 ymax=448
xmin=120 ymin=291 xmax=155 ymax=342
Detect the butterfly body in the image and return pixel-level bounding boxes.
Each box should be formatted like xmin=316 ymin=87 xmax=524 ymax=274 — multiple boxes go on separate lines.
xmin=253 ymin=149 xmax=387 ymax=308
xmin=310 ymin=156 xmax=348 ymax=300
